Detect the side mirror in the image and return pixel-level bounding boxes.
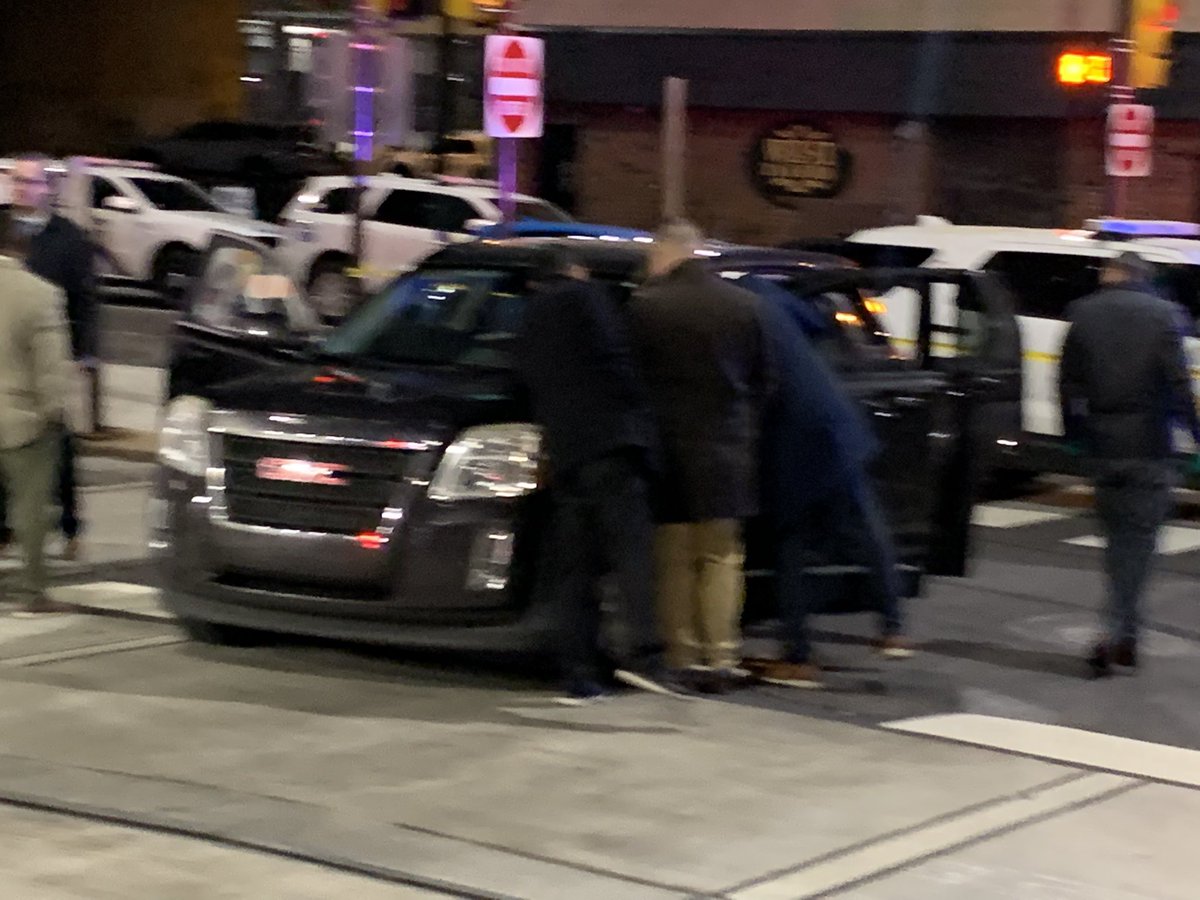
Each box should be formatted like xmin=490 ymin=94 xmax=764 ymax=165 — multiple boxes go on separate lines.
xmin=102 ymin=195 xmax=140 ymax=214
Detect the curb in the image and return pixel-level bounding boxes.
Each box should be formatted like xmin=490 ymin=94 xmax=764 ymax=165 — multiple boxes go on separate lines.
xmin=76 ymin=429 xmax=157 ymax=464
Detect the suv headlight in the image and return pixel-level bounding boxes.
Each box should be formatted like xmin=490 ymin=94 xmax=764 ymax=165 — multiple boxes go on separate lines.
xmin=159 ymin=395 xmax=212 ymax=477
xmin=428 ymin=424 xmax=542 ymax=501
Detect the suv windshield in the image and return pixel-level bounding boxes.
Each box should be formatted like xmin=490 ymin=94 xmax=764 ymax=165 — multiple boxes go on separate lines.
xmin=130 ymin=177 xmax=219 ymax=212
xmin=321 ymin=269 xmax=526 ymax=369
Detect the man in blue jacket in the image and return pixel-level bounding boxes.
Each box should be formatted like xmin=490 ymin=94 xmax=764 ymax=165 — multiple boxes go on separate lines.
xmin=745 ymin=279 xmax=912 ymax=687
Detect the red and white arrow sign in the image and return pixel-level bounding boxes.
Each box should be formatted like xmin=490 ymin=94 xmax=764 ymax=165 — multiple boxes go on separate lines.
xmin=484 ymin=35 xmax=544 ymax=139
xmin=1107 ymin=103 xmax=1154 ymax=178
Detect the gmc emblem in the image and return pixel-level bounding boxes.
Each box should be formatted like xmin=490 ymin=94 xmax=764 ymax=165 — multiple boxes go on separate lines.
xmin=255 ymin=457 xmax=350 ymax=486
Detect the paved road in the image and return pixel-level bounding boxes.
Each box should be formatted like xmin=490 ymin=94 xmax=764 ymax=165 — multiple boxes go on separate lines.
xmin=0 ymin=460 xmax=1190 ymax=897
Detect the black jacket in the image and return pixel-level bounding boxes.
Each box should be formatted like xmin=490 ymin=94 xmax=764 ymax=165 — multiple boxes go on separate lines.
xmin=629 ymin=260 xmax=774 ymax=522
xmin=26 ymin=215 xmax=97 ymax=361
xmin=1060 ymin=286 xmax=1200 ymax=461
xmin=518 ymin=276 xmax=655 ymax=478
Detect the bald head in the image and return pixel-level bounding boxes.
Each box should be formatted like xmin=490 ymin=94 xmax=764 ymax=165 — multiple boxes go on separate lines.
xmin=647 ymin=219 xmax=703 ymax=278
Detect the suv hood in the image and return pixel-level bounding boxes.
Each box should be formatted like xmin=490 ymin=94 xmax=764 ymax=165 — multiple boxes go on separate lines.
xmin=159 ymin=210 xmax=283 ymax=239
xmin=204 ymin=364 xmax=525 ymax=443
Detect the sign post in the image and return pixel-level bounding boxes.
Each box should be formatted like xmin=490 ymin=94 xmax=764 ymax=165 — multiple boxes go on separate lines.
xmin=484 ymin=33 xmax=544 ymax=232
xmin=661 ymin=78 xmax=689 ymax=222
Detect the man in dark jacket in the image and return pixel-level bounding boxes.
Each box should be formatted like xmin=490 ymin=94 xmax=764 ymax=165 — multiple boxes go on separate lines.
xmin=627 ymin=221 xmax=773 ymax=691
xmin=519 ymin=246 xmax=682 ymax=704
xmin=0 ymin=154 xmax=96 ymax=560
xmin=744 ymin=280 xmax=910 ymax=688
xmin=1061 ymin=251 xmax=1200 ymax=677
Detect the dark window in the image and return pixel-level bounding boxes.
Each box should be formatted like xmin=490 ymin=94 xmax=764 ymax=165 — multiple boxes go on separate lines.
xmin=982 ymin=251 xmax=1103 ymax=320
xmin=1153 ymin=264 xmax=1200 ymax=331
xmin=782 ymin=241 xmax=934 ymax=269
xmin=372 ymin=190 xmax=478 ymax=233
xmin=128 ymin=177 xmax=219 ymax=213
xmin=321 ymin=269 xmax=525 ymax=369
xmin=91 ymin=178 xmax=122 ymax=209
xmin=315 ymin=187 xmax=355 ymax=215
xmin=433 ymin=138 xmax=479 ymax=155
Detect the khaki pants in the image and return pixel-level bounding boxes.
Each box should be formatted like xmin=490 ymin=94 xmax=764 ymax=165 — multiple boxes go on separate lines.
xmin=655 ymin=520 xmax=745 ymax=670
xmin=0 ymin=430 xmax=59 ymax=601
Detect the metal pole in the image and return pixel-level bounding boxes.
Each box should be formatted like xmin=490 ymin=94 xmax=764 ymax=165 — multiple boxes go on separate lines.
xmin=350 ymin=0 xmax=377 ymax=302
xmin=661 ymin=77 xmax=688 ymax=221
xmin=1108 ymin=0 xmax=1135 ymax=217
xmin=434 ymin=10 xmax=456 ymax=175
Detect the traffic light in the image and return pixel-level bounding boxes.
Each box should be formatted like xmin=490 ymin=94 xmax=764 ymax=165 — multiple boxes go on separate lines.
xmin=1057 ymin=52 xmax=1113 ymax=85
xmin=1130 ymin=0 xmax=1180 ymax=89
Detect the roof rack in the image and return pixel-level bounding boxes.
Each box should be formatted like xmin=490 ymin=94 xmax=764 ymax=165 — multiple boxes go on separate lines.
xmin=1085 ymin=218 xmax=1200 ymax=238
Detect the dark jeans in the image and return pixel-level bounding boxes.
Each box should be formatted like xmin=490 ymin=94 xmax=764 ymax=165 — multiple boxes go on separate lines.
xmin=777 ymin=476 xmax=902 ymax=664
xmin=541 ymin=450 xmax=661 ymax=684
xmin=0 ymin=430 xmax=79 ymax=544
xmin=1094 ymin=460 xmax=1175 ymax=646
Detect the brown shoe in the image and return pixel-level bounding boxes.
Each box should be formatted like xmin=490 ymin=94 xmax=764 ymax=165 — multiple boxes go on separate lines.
xmin=758 ymin=661 xmax=823 ymax=689
xmin=61 ymin=537 xmax=81 ymax=562
xmin=876 ymin=636 xmax=916 ymax=660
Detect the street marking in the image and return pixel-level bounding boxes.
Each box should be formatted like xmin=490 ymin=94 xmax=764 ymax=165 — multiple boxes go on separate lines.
xmin=0 ymin=635 xmax=183 ymax=668
xmin=884 ymin=714 xmax=1200 ymax=789
xmin=972 ymin=504 xmax=1071 ymax=529
xmin=729 ymin=772 xmax=1133 ymax=900
xmin=1066 ymin=525 xmax=1200 ymax=556
xmin=49 ymin=582 xmax=171 ymax=621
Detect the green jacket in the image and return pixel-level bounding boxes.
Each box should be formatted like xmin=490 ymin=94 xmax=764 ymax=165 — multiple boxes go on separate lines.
xmin=0 ymin=256 xmax=71 ymax=450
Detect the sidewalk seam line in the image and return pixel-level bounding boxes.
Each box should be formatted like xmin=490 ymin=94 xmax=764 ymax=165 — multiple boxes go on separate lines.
xmin=801 ymin=778 xmax=1143 ymax=900
xmin=718 ymin=771 xmax=1088 ymax=896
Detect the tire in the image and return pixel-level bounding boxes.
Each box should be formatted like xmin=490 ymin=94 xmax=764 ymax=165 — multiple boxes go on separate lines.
xmin=153 ymin=245 xmax=199 ymax=307
xmin=307 ymin=256 xmax=356 ymax=322
xmin=179 ymin=618 xmax=264 ymax=647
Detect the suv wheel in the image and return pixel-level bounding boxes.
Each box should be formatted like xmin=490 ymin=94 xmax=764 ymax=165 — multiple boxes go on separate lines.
xmin=179 ymin=618 xmax=263 ymax=647
xmin=308 ymin=258 xmax=356 ymax=322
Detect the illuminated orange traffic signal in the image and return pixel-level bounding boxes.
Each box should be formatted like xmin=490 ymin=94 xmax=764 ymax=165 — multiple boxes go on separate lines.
xmin=1057 ymin=52 xmax=1113 ymax=85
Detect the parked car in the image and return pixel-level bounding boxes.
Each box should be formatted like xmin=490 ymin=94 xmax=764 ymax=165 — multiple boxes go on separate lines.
xmin=379 ymin=132 xmax=492 ymax=179
xmin=130 ymin=120 xmax=346 ymax=222
xmin=152 ymin=233 xmax=1019 ymax=650
xmin=840 ymin=216 xmax=1200 ymax=478
xmin=276 ymin=175 xmax=572 ymax=321
xmin=55 ymin=159 xmax=282 ymax=301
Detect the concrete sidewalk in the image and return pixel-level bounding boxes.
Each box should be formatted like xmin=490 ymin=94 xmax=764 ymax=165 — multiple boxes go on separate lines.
xmin=76 ymin=364 xmax=161 ymax=463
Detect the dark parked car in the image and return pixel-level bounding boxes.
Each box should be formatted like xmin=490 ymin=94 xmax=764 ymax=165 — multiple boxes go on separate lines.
xmin=154 ymin=234 xmax=1021 ymax=649
xmin=131 ymin=121 xmax=346 ymax=222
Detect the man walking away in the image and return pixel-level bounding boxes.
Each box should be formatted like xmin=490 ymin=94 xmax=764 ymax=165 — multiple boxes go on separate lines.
xmin=518 ymin=246 xmax=684 ymax=704
xmin=744 ymin=279 xmax=911 ymax=689
xmin=0 ymin=221 xmax=73 ymax=614
xmin=0 ymin=153 xmax=96 ymax=560
xmin=1060 ymin=251 xmax=1200 ymax=678
xmin=629 ymin=221 xmax=774 ymax=693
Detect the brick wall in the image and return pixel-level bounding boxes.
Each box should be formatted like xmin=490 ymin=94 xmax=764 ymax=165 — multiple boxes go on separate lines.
xmin=553 ymin=106 xmax=903 ymax=244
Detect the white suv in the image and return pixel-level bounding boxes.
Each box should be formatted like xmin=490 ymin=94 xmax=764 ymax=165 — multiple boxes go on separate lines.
xmin=848 ymin=217 xmax=1200 ymax=465
xmin=61 ymin=160 xmax=282 ymax=298
xmin=277 ymin=175 xmax=571 ymax=319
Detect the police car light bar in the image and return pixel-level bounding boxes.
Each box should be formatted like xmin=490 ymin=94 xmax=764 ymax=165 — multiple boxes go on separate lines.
xmin=1085 ymin=218 xmax=1200 ymax=238
xmin=71 ymin=156 xmax=159 ymax=171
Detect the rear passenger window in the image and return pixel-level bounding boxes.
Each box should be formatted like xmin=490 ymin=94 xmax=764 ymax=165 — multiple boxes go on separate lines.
xmin=373 ymin=190 xmax=477 ymax=233
xmin=315 ymin=187 xmax=354 ymax=215
xmin=845 ymin=244 xmax=935 ymax=269
xmin=982 ymin=251 xmax=1102 ymax=320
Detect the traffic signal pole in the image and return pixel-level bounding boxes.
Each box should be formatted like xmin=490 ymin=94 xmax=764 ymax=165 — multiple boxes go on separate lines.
xmin=1108 ymin=0 xmax=1135 ymax=217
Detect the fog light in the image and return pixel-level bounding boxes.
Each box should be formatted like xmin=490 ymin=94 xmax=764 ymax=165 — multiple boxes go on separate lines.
xmin=467 ymin=529 xmax=514 ymax=591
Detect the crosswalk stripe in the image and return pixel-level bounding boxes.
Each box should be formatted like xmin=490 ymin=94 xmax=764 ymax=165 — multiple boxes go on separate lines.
xmin=48 ymin=582 xmax=172 ymax=621
xmin=1066 ymin=525 xmax=1200 ymax=556
xmin=972 ymin=504 xmax=1071 ymax=529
